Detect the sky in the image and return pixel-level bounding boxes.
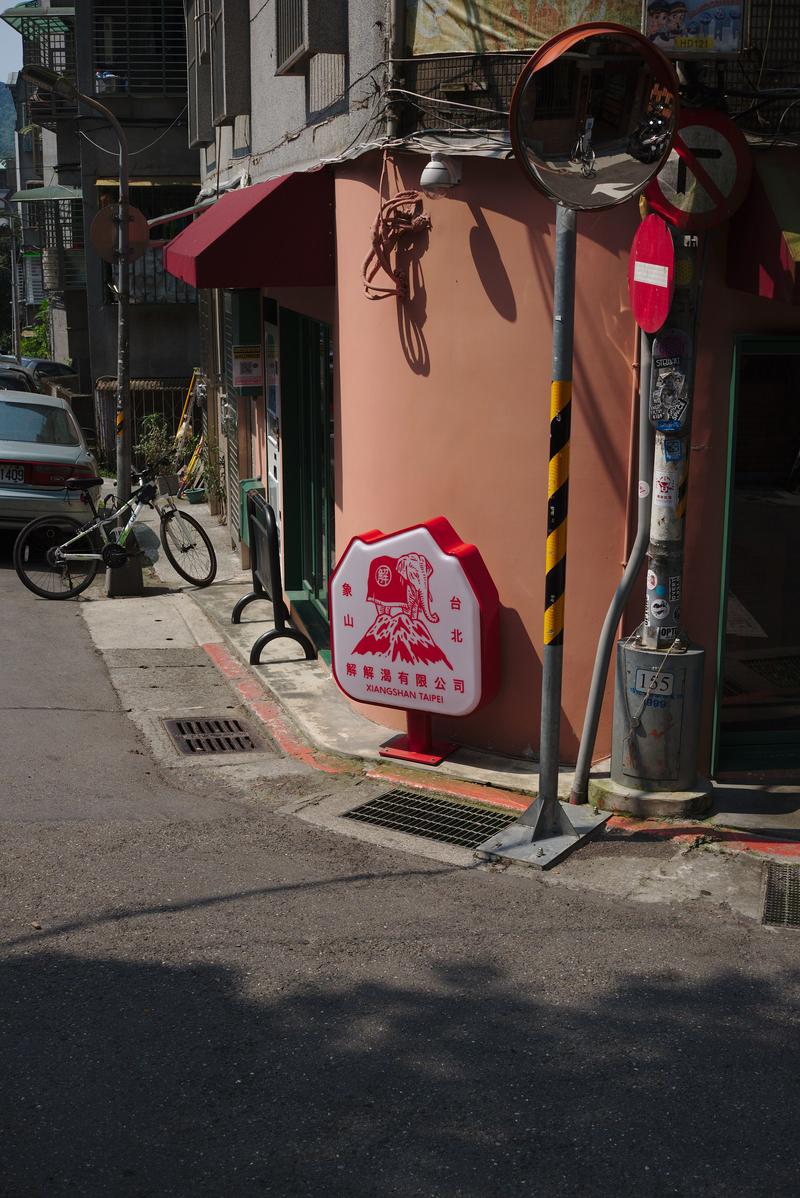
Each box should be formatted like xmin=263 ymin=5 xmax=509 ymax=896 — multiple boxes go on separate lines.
xmin=0 ymin=21 xmax=22 ymax=85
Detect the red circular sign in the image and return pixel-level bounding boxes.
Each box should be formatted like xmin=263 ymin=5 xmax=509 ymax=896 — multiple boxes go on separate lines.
xmin=628 ymin=213 xmax=675 ymax=333
xmin=644 ymin=108 xmax=752 ymax=232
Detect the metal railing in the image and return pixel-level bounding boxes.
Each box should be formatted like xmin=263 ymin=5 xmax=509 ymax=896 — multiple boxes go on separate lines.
xmin=94 ymin=376 xmax=193 ymax=468
xmin=129 ymin=247 xmax=197 ymax=306
xmin=92 ymin=0 xmax=188 ymax=97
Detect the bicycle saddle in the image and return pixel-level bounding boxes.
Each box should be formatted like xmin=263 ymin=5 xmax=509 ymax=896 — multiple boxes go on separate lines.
xmin=65 ymin=476 xmax=103 ymax=491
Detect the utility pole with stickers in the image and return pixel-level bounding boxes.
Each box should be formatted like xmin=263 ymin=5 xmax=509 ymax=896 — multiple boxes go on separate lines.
xmin=603 ymin=103 xmax=753 ymax=809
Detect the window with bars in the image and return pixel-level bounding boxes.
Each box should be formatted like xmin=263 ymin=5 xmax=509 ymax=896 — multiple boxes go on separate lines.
xmin=92 ymin=0 xmax=187 ymax=97
xmin=37 ymin=199 xmax=86 ymax=293
xmin=20 ymin=14 xmax=78 ymax=128
xmin=98 ymin=187 xmax=198 ymax=306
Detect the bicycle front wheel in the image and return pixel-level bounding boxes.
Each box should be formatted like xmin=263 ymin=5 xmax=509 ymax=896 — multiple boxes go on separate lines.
xmin=159 ymin=509 xmax=217 ymax=586
xmin=14 ymin=515 xmax=100 ymax=600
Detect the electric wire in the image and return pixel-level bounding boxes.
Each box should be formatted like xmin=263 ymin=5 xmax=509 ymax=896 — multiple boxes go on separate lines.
xmin=79 ymin=105 xmax=188 ymax=158
xmin=387 ymin=86 xmax=509 ymax=117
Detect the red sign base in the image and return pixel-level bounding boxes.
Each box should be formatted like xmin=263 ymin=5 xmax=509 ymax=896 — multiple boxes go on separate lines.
xmin=378 ymin=711 xmax=456 ymax=767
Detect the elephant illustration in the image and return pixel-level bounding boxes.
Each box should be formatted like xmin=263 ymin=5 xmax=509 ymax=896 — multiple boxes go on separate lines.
xmin=354 ymin=549 xmax=450 ymax=667
xmin=396 ymin=552 xmax=439 ymax=625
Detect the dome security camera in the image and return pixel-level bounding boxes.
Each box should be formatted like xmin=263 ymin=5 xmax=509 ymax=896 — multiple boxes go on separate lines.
xmin=419 ymin=152 xmax=461 ymax=198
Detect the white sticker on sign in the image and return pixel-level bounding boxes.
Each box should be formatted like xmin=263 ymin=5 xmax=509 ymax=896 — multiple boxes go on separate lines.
xmin=634 ymin=669 xmax=674 ymax=697
xmin=633 ymin=261 xmax=670 ymax=288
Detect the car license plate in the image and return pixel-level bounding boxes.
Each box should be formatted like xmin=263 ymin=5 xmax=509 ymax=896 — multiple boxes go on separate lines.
xmin=0 ymin=463 xmax=25 ymax=485
xmin=634 ymin=668 xmax=674 ymax=696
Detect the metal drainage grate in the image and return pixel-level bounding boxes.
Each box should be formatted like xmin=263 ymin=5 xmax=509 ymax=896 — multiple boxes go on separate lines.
xmin=344 ymin=788 xmax=515 ymax=849
xmin=762 ymin=861 xmax=800 ymax=928
xmin=163 ymin=717 xmax=261 ymax=755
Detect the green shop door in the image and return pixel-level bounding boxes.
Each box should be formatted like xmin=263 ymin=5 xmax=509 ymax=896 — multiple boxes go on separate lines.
xmin=279 ymin=309 xmax=335 ymax=641
xmin=715 ymin=338 xmax=800 ymax=772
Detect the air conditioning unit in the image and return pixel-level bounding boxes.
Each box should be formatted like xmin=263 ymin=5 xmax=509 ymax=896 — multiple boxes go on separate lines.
xmin=275 ymin=0 xmax=346 ymax=76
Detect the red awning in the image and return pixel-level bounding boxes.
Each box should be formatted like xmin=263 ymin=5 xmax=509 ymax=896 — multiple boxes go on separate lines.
xmin=163 ymin=171 xmax=335 ymax=289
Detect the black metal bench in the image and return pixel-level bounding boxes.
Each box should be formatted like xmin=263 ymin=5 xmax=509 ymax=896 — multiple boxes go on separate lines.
xmin=231 ymin=492 xmax=315 ymax=665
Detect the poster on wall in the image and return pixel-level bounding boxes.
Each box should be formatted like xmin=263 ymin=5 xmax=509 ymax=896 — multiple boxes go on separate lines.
xmin=643 ymin=1 xmax=746 ymax=57
xmin=406 ymin=1 xmax=642 ymax=54
xmin=232 ymin=344 xmax=263 ymax=389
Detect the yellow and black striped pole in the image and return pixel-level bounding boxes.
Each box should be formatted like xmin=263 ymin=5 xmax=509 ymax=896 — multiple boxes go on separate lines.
xmin=520 ymin=203 xmax=578 ymax=829
xmin=544 ymin=378 xmax=571 ymax=648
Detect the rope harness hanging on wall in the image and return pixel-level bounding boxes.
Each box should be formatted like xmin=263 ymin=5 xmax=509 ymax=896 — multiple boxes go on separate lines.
xmin=362 ymin=155 xmax=431 ymax=300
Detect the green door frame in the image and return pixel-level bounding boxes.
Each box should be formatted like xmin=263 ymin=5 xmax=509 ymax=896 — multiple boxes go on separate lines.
xmin=712 ymin=334 xmax=800 ymax=773
xmin=279 ymin=308 xmax=334 ymax=649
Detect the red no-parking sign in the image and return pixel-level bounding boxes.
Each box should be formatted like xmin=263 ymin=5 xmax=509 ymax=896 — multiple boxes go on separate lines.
xmin=645 ymin=108 xmax=752 ymax=232
xmin=629 ymin=214 xmax=675 ymax=333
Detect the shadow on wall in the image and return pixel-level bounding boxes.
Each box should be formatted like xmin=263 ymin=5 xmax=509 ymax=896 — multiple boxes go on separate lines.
xmin=1 ymin=948 xmax=799 ymax=1195
xmin=395 ymin=223 xmax=430 ymax=375
xmin=435 ymin=601 xmax=577 ymax=761
xmin=468 ymin=203 xmax=517 ymax=323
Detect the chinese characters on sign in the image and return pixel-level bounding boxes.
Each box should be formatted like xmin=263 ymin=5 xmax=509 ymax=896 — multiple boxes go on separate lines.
xmin=329 ymin=518 xmax=500 ymax=719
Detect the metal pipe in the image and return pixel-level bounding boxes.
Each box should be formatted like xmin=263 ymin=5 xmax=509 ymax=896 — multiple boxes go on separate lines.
xmin=80 ymin=95 xmax=131 ymax=506
xmin=9 ymin=217 xmax=22 ymax=363
xmin=570 ymin=330 xmax=654 ymax=804
xmin=536 ymin=202 xmax=576 ymax=809
xmin=387 ymin=0 xmax=406 ymax=140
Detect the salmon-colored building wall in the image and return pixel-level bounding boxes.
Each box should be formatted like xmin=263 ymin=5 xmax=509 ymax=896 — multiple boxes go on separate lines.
xmin=333 ymin=152 xmax=799 ymax=769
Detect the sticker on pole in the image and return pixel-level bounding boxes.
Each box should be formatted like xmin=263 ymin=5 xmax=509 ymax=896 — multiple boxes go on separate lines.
xmin=329 ymin=517 xmax=500 ymax=718
xmin=644 ymin=108 xmax=752 ymax=232
xmin=650 ymin=327 xmax=691 ymax=430
xmin=629 ymin=214 xmax=675 ymax=333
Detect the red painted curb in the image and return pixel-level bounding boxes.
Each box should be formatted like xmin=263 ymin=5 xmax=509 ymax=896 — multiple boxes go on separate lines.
xmin=202 ymin=642 xmax=344 ymax=775
xmin=202 ymin=643 xmax=800 ymax=861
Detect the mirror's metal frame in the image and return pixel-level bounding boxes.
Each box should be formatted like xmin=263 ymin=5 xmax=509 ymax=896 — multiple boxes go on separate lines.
xmin=509 ymin=22 xmax=680 ymax=211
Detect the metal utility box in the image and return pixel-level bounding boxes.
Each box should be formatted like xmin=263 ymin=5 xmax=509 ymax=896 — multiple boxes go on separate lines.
xmin=611 ymin=641 xmax=705 ymax=791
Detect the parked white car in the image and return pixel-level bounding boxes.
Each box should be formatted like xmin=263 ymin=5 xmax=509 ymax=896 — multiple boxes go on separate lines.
xmin=0 ymin=391 xmax=101 ymax=529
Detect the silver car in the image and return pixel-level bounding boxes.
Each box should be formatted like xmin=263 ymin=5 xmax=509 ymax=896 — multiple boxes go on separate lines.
xmin=0 ymin=390 xmax=100 ymax=529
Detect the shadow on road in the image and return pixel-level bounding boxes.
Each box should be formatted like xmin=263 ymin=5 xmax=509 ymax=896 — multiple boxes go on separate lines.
xmin=1 ymin=948 xmax=798 ymax=1196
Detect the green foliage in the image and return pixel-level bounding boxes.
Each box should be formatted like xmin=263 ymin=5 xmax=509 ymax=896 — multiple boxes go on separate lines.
xmin=134 ymin=412 xmax=175 ymax=470
xmin=202 ymin=439 xmax=226 ymax=505
xmin=20 ymin=300 xmax=51 ymax=359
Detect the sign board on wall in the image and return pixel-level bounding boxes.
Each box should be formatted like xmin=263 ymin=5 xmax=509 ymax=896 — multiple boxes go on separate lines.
xmin=643 ymin=1 xmax=747 ymax=58
xmin=330 ymin=517 xmax=500 ymax=722
xmin=406 ymin=2 xmax=642 ymax=54
xmin=232 ymin=344 xmax=263 ymax=388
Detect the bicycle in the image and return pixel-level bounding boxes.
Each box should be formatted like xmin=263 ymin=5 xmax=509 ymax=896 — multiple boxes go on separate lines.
xmin=569 ymin=115 xmax=596 ymax=178
xmin=13 ymin=459 xmax=217 ymax=599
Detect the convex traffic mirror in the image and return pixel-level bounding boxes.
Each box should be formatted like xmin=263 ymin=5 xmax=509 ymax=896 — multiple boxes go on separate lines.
xmin=510 ymin=22 xmax=679 ymax=211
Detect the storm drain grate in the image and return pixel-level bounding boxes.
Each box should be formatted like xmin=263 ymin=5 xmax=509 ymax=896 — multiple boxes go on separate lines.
xmin=762 ymin=861 xmax=800 ymax=928
xmin=344 ymin=788 xmax=515 ymax=849
xmin=163 ymin=717 xmax=261 ymax=755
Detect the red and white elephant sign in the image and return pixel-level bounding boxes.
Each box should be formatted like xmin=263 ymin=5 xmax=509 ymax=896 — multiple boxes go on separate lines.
xmin=329 ymin=517 xmax=500 ymax=719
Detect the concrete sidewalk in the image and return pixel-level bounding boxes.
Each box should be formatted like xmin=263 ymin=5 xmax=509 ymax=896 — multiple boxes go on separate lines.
xmin=101 ymin=496 xmax=800 ymax=848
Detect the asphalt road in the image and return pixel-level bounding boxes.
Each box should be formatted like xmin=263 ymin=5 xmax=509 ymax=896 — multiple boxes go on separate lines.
xmin=1 ymin=535 xmax=799 ymax=1198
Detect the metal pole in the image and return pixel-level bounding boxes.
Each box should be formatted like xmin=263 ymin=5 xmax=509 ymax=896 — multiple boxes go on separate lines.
xmin=9 ymin=216 xmax=22 ymax=363
xmin=569 ymin=330 xmax=654 ymax=803
xmin=73 ymin=93 xmax=131 ymax=501
xmin=640 ymin=234 xmax=703 ymax=650
xmin=475 ymin=204 xmax=610 ymax=868
xmin=534 ymin=202 xmax=576 ymax=811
